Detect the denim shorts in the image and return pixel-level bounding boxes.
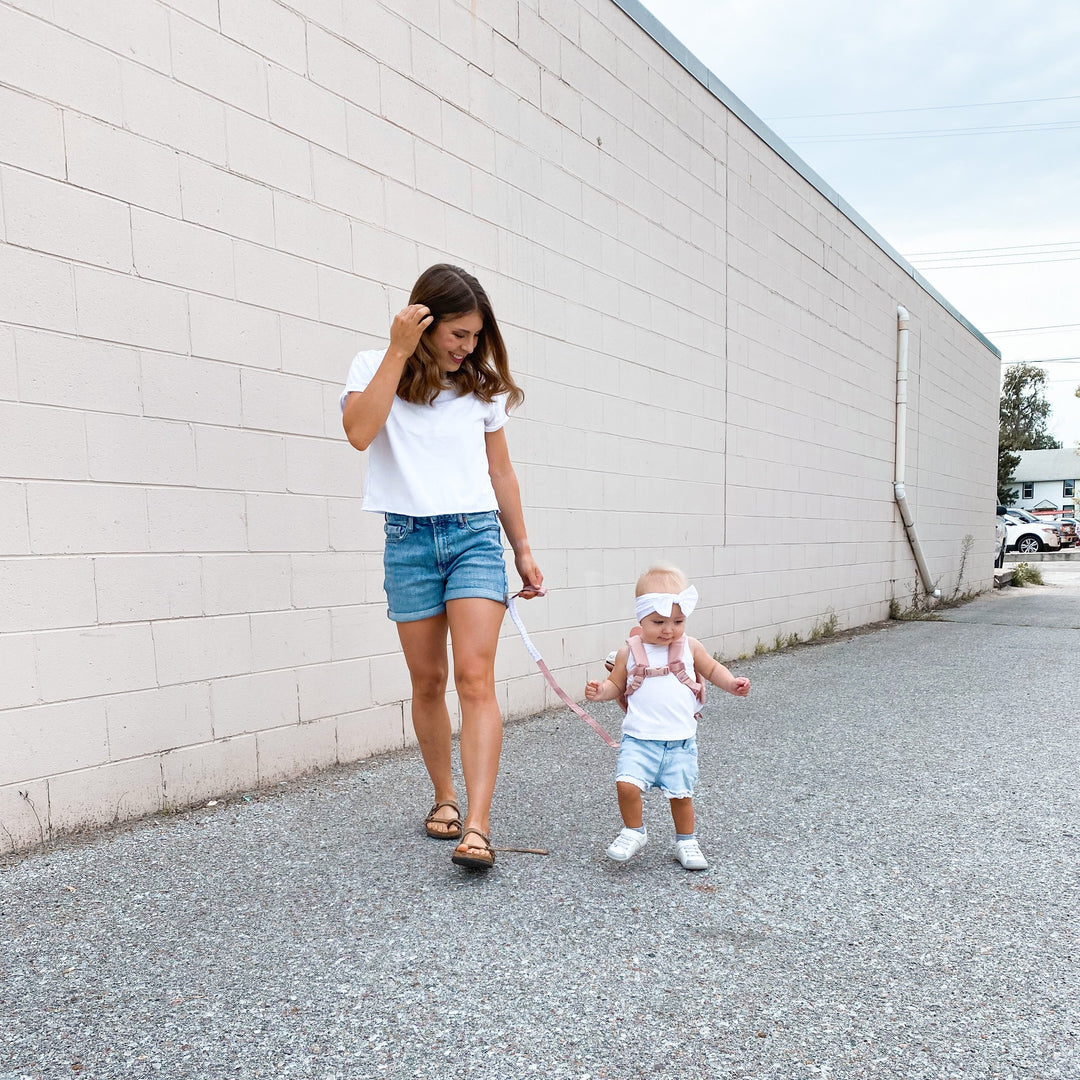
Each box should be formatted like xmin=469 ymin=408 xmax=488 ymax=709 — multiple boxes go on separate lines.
xmin=382 ymin=511 xmax=508 ymax=622
xmin=615 ymin=734 xmax=699 ymax=799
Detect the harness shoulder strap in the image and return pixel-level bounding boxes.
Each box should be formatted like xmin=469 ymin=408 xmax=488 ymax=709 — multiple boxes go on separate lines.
xmin=618 ymin=627 xmax=649 ymax=712
xmin=626 ymin=627 xmax=650 ymax=676
xmin=667 ymin=636 xmax=707 ymax=710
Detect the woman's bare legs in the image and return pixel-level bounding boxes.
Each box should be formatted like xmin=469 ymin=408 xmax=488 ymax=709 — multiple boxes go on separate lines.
xmin=446 ymin=596 xmax=506 ymax=852
xmin=395 ymin=597 xmax=506 ymax=849
xmin=395 ymin=612 xmax=458 ymax=835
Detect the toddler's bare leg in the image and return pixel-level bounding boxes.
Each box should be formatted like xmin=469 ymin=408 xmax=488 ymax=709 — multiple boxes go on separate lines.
xmin=670 ymin=796 xmax=695 ymax=835
xmin=616 ymin=781 xmax=644 ymax=828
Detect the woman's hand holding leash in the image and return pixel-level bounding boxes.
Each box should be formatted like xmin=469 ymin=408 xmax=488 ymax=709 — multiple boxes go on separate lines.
xmin=514 ymin=553 xmax=544 ymax=599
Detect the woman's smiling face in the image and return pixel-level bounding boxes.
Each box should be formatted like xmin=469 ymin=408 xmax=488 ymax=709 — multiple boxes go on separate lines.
xmin=429 ymin=310 xmax=483 ymax=374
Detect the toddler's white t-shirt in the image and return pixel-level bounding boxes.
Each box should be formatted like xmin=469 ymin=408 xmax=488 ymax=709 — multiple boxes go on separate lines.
xmin=340 ymin=349 xmax=508 ymax=516
xmin=622 ymin=637 xmax=699 ymax=741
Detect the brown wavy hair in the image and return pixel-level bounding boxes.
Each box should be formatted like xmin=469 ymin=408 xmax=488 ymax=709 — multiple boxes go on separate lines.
xmin=397 ymin=264 xmax=524 ymax=410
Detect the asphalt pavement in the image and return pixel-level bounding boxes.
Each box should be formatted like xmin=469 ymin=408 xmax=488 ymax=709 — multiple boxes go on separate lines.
xmin=2 ymin=564 xmax=1078 ymax=1080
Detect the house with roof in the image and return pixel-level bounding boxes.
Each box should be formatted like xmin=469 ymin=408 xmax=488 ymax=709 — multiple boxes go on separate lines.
xmin=1006 ymin=448 xmax=1080 ymax=514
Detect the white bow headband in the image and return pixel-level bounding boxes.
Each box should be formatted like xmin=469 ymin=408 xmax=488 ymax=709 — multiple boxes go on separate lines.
xmin=635 ymin=585 xmax=698 ymax=622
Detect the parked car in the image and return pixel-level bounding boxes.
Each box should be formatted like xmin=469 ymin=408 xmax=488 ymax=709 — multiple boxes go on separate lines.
xmin=1003 ymin=514 xmax=1062 ymax=554
xmin=1005 ymin=507 xmax=1070 ymax=545
xmin=1006 ymin=507 xmax=1058 ymax=530
xmin=1047 ymin=516 xmax=1078 ymax=546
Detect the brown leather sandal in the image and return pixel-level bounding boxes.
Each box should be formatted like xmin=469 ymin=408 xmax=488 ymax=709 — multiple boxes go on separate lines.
xmin=424 ymin=801 xmax=463 ymax=840
xmin=451 ymin=827 xmax=495 ymax=870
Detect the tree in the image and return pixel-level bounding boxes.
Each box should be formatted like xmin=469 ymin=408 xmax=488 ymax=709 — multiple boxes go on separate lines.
xmin=997 ymin=448 xmax=1021 ymax=505
xmin=999 ymin=364 xmax=1061 ymax=451
xmin=998 ymin=363 xmax=1061 ymax=503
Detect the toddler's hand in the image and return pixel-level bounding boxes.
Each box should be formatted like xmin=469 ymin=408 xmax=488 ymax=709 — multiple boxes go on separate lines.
xmin=585 ymin=680 xmax=604 ymax=701
xmin=729 ymin=677 xmax=751 ymax=697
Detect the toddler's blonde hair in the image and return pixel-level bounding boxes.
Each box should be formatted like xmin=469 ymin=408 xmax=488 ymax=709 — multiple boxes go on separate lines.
xmin=635 ymin=563 xmax=689 ymax=596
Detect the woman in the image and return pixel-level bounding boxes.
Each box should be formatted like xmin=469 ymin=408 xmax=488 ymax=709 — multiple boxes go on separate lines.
xmin=341 ymin=264 xmax=543 ymax=870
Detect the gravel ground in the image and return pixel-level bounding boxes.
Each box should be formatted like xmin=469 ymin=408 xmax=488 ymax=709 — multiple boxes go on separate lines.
xmin=2 ymin=565 xmax=1078 ymax=1080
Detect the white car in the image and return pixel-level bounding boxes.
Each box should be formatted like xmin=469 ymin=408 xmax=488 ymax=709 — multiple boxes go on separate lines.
xmin=1003 ymin=513 xmax=1061 ymax=554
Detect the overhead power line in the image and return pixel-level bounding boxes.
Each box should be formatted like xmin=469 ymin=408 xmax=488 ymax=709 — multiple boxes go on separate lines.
xmin=767 ymin=92 xmax=1080 ymax=121
xmin=986 ymin=322 xmax=1080 ymax=335
xmin=915 ymin=255 xmax=1080 ymax=269
xmin=786 ymin=118 xmax=1080 ymax=143
xmin=907 ymin=242 xmax=1080 ymax=270
xmin=906 ymin=241 xmax=1080 ymax=258
xmin=1000 ymin=356 xmax=1080 ymax=365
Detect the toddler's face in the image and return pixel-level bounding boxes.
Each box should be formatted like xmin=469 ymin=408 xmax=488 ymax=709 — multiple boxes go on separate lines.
xmin=638 ymin=603 xmax=687 ymax=645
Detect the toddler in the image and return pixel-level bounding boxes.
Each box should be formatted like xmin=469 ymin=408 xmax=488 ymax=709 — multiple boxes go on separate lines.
xmin=585 ymin=565 xmax=750 ymax=870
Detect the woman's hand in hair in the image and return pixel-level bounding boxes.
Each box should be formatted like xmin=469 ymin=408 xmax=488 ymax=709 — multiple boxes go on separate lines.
xmin=388 ymin=304 xmax=433 ymax=361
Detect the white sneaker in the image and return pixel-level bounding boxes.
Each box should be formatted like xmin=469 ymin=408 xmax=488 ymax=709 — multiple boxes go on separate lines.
xmin=606 ymin=826 xmax=648 ymax=862
xmin=674 ymin=837 xmax=708 ymax=870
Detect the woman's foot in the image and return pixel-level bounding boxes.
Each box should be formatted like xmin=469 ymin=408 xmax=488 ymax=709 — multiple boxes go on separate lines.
xmin=451 ymin=827 xmax=495 ymax=870
xmin=424 ymin=800 xmax=463 ymax=839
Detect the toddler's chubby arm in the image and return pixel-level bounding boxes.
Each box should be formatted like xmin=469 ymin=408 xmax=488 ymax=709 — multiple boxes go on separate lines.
xmin=689 ymin=638 xmax=750 ymax=696
xmin=585 ymin=644 xmax=629 ymax=702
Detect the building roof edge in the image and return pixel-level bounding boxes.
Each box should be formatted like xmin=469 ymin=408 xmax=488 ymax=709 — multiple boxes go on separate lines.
xmin=607 ymin=0 xmax=1001 ymax=358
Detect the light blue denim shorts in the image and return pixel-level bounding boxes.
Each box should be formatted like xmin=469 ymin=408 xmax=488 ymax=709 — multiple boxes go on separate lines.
xmin=382 ymin=511 xmax=508 ymax=623
xmin=616 ymin=734 xmax=699 ymax=800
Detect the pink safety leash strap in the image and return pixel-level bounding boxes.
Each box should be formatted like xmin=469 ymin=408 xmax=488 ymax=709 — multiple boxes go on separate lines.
xmin=505 ymin=589 xmax=619 ymax=750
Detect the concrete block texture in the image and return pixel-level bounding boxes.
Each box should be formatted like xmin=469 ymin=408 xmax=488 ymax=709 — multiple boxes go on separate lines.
xmin=0 ymin=4 xmax=124 ymax=124
xmin=0 ymin=241 xmax=77 ymax=334
xmin=0 ymin=0 xmax=998 ymax=850
xmin=2 ymin=166 xmax=134 ymax=272
xmin=336 ymin=703 xmax=407 ymax=760
xmin=0 ymin=698 xmax=110 ymax=787
xmin=46 ymin=755 xmax=165 ymax=837
xmin=210 ymin=668 xmax=299 ymax=738
xmin=255 ymin=717 xmax=339 ymax=784
xmin=161 ymin=734 xmax=259 ymax=809
xmin=65 ymin=114 xmax=183 ymax=217
xmin=0 ymin=631 xmax=38 ymax=710
xmin=0 ymin=85 xmax=66 ymax=179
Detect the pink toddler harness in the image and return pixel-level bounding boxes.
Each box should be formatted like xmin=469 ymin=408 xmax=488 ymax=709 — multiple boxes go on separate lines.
xmin=617 ymin=627 xmax=706 ymax=718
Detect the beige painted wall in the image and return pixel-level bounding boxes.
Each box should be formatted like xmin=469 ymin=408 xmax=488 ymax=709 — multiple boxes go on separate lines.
xmin=0 ymin=0 xmax=999 ymax=851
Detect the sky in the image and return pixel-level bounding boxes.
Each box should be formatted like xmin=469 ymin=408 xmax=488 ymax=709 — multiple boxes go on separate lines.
xmin=637 ymin=0 xmax=1080 ymax=448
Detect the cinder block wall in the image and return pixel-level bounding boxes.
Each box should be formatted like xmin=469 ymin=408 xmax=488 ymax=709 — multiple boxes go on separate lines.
xmin=0 ymin=0 xmax=999 ymax=850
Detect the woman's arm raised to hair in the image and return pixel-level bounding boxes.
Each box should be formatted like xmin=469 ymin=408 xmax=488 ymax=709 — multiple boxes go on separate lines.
xmin=342 ymin=304 xmax=432 ymax=451
xmin=485 ymin=427 xmax=543 ymax=595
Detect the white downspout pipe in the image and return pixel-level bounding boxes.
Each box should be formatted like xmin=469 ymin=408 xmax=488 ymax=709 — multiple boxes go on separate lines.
xmin=894 ymin=305 xmax=941 ymax=599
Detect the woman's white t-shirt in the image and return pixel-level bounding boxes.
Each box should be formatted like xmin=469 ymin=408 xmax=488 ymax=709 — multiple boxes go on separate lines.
xmin=622 ymin=637 xmax=699 ymax=741
xmin=340 ymin=349 xmax=508 ymax=516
